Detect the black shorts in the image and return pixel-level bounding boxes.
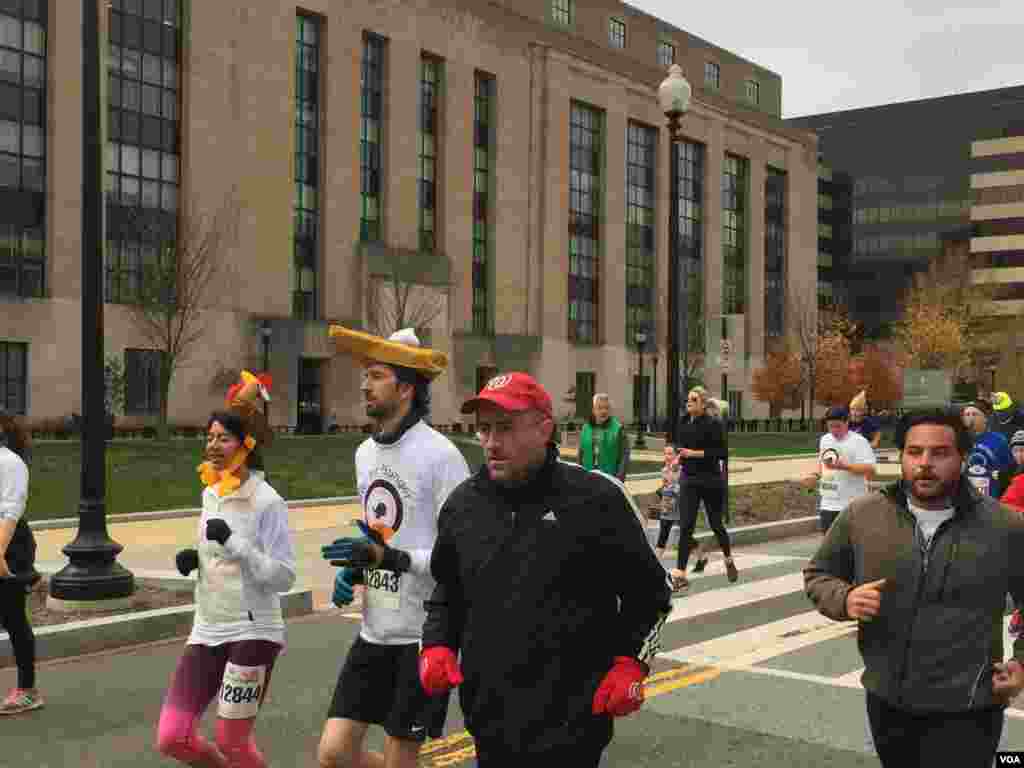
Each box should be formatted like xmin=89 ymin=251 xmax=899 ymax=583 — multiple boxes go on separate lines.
xmin=327 ymin=635 xmax=450 ymax=742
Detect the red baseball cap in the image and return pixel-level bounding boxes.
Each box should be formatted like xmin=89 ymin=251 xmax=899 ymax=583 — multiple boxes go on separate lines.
xmin=460 ymin=372 xmax=553 ymax=419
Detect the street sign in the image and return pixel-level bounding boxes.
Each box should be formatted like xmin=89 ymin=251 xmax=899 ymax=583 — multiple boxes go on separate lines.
xmin=901 ymin=369 xmax=952 ymax=409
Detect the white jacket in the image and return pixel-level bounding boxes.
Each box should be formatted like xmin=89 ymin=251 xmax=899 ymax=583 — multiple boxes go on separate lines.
xmin=189 ymin=472 xmax=297 ymax=647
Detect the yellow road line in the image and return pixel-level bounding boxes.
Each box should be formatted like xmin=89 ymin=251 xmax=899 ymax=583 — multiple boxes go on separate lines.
xmin=420 ymin=663 xmax=720 ymax=766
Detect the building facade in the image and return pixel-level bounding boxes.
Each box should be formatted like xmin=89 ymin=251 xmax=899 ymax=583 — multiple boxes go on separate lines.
xmin=968 ymin=132 xmax=1024 ymax=390
xmin=790 ymin=87 xmax=1024 ymax=333
xmin=815 ymin=160 xmax=851 ymax=311
xmin=0 ymin=0 xmax=818 ymax=430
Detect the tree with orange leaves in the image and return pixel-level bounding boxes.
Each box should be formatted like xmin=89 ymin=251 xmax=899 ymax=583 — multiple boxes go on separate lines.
xmin=857 ymin=344 xmax=904 ymax=409
xmin=815 ymin=331 xmax=860 ymax=407
xmin=752 ymin=350 xmax=804 ymax=418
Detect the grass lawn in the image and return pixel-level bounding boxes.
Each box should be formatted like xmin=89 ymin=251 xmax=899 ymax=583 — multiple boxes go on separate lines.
xmin=725 ymin=430 xmax=896 ymax=458
xmin=24 ymin=435 xmax=665 ymax=521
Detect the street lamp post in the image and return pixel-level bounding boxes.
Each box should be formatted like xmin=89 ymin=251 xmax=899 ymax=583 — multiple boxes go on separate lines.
xmin=652 ymin=354 xmax=659 ymax=435
xmin=49 ymin=0 xmax=134 ymax=605
xmin=261 ymin=321 xmax=272 ymax=420
xmin=635 ymin=329 xmax=648 ymax=449
xmin=658 ymin=65 xmax=692 ymax=445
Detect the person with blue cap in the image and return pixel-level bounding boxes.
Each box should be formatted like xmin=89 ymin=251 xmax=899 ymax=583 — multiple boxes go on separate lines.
xmin=961 ymin=402 xmax=1013 ymax=499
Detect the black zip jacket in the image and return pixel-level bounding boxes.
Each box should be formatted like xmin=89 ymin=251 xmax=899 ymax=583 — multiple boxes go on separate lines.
xmin=422 ymin=446 xmax=673 ymax=753
xmin=676 ymin=414 xmax=727 ymax=486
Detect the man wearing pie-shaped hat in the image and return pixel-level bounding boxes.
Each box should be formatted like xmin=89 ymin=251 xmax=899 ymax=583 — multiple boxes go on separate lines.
xmin=317 ymin=326 xmax=470 ymax=768
xmin=418 ymin=372 xmax=673 ymax=766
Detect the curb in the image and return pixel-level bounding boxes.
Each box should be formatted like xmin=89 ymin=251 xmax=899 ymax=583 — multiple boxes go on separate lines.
xmin=646 ymin=515 xmax=820 ymax=550
xmin=0 ymin=584 xmax=314 ymax=668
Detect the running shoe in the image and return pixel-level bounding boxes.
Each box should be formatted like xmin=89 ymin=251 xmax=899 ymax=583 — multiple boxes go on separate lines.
xmin=692 ymin=556 xmax=709 ymax=574
xmin=0 ymin=688 xmax=43 ymax=715
xmin=669 ymin=570 xmax=690 ymax=592
xmin=725 ymin=558 xmax=739 ymax=583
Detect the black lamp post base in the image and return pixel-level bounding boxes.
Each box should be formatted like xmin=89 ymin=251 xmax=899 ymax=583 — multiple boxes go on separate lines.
xmin=49 ymin=561 xmax=135 ymax=603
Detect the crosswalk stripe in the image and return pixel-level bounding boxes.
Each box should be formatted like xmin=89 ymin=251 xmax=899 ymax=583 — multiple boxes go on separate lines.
xmin=668 ymin=572 xmax=806 ymax=623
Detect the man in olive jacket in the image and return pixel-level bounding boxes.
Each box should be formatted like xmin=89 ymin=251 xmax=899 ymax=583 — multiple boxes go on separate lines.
xmin=804 ymin=409 xmax=1024 ymax=768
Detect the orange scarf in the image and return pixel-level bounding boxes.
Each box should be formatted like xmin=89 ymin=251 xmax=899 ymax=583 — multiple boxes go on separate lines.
xmin=198 ymin=435 xmax=257 ymax=497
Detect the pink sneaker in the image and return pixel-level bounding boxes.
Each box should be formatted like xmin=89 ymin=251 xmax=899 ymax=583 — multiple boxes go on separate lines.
xmin=0 ymin=688 xmax=44 ymax=715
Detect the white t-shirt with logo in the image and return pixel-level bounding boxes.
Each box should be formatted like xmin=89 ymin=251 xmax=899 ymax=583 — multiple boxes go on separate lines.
xmin=818 ymin=431 xmax=876 ymax=512
xmin=355 ymin=420 xmax=471 ymax=646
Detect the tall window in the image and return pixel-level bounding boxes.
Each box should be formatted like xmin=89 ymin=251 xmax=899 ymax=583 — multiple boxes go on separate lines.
xmin=678 ymin=140 xmax=704 ymax=339
xmin=360 ymin=34 xmax=384 ymax=242
xmin=0 ymin=0 xmax=46 ymax=298
xmin=568 ymin=102 xmax=602 ymax=344
xmin=125 ymin=348 xmax=162 ymax=415
xmin=574 ymin=371 xmax=595 ymax=420
xmin=745 ymin=79 xmax=760 ymax=104
xmin=419 ymin=56 xmax=440 ymax=253
xmin=294 ymin=14 xmax=320 ymax=319
xmin=106 ymin=0 xmax=180 ymax=304
xmin=765 ymin=167 xmax=786 ymax=337
xmin=608 ymin=18 xmax=625 ymax=49
xmin=657 ymin=41 xmax=675 ymax=67
xmin=626 ymin=122 xmax=655 ymax=347
xmin=722 ymin=154 xmax=747 ymax=315
xmin=0 ymin=341 xmax=26 ymax=414
xmin=550 ymin=0 xmax=573 ymax=26
xmin=472 ymin=72 xmax=493 ymax=335
xmin=704 ymin=61 xmax=720 ymax=89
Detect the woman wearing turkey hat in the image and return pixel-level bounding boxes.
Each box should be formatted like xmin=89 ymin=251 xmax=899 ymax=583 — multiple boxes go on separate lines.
xmin=156 ymin=371 xmax=296 ymax=768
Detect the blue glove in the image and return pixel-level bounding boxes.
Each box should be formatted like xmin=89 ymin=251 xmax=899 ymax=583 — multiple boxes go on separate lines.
xmin=332 ymin=567 xmax=363 ymax=607
xmin=322 ymin=521 xmax=410 ymax=572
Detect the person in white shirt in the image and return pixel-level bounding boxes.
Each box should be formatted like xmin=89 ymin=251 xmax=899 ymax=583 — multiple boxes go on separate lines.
xmin=157 ymin=373 xmax=296 ymax=768
xmin=0 ymin=409 xmax=41 ymax=716
xmin=802 ymin=405 xmax=877 ymax=532
xmin=318 ymin=327 xmax=470 ymax=768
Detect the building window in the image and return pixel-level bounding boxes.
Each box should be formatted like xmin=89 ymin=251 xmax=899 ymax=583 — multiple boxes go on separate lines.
xmin=626 ymin=121 xmax=655 ymax=348
xmin=818 ymin=251 xmax=833 ymax=268
xmin=678 ymin=140 xmax=704 ymax=341
xmin=293 ymin=14 xmax=320 ymax=320
xmin=472 ymin=72 xmax=493 ymax=335
xmin=818 ymin=193 xmax=833 ymax=210
xmin=568 ymin=102 xmax=602 ymax=345
xmin=475 ymin=365 xmax=498 ymax=396
xmin=657 ymin=40 xmax=675 ymax=67
xmin=360 ymin=33 xmax=384 ymax=242
xmin=0 ymin=0 xmax=46 ymax=298
xmin=124 ymin=348 xmax=162 ymax=415
xmin=550 ymin=0 xmax=573 ymax=27
xmin=818 ymin=221 xmax=832 ymax=239
xmin=704 ymin=61 xmax=720 ymax=89
xmin=722 ymin=154 xmax=747 ymax=315
xmin=608 ymin=18 xmax=625 ymax=49
xmin=419 ymin=56 xmax=440 ymax=253
xmin=818 ymin=280 xmax=834 ymax=309
xmin=574 ymin=371 xmax=595 ymax=421
xmin=745 ymin=79 xmax=760 ymax=104
xmin=106 ymin=0 xmax=180 ymax=304
xmin=765 ymin=167 xmax=786 ymax=338
xmin=0 ymin=341 xmax=26 ymax=414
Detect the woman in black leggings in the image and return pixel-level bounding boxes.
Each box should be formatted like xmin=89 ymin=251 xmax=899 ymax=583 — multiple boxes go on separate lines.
xmin=0 ymin=408 xmax=41 ymax=715
xmin=673 ymin=388 xmax=738 ymax=585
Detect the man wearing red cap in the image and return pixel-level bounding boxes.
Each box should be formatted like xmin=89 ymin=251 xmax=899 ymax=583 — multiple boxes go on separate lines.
xmin=418 ymin=372 xmax=673 ymax=767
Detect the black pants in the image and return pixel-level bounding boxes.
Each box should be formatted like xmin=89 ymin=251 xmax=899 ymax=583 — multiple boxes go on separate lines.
xmin=655 ymin=519 xmax=700 ymax=552
xmin=0 ymin=580 xmax=35 ymax=689
xmin=866 ymin=692 xmax=1003 ymax=768
xmin=475 ymin=741 xmax=604 ymax=768
xmin=677 ymin=483 xmax=730 ymax=571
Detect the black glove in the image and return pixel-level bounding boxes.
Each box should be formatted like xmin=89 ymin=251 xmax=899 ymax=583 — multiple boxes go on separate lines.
xmin=206 ymin=519 xmax=232 ymax=546
xmin=321 ymin=520 xmax=411 ymax=573
xmin=175 ymin=548 xmax=199 ymax=577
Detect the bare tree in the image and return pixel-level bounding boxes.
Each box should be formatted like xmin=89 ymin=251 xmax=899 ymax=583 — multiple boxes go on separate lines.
xmin=788 ymin=292 xmax=857 ymax=419
xmin=365 ymin=268 xmax=446 ymax=340
xmin=123 ymin=193 xmax=240 ymax=438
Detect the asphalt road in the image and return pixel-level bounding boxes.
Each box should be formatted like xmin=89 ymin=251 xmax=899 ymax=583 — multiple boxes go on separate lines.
xmin=3 ymin=535 xmax=1023 ymax=767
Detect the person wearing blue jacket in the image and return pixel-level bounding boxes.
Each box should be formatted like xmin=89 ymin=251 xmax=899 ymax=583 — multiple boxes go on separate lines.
xmin=962 ymin=402 xmax=1013 ymax=498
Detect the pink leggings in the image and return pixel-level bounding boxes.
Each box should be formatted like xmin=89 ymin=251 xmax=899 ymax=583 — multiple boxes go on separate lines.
xmin=156 ymin=640 xmax=280 ymax=768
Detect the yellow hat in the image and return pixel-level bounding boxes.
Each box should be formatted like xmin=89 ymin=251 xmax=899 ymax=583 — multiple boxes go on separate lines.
xmin=328 ymin=326 xmax=448 ymax=380
xmin=993 ymin=392 xmax=1013 ymax=412
xmin=850 ymin=391 xmax=867 ymax=410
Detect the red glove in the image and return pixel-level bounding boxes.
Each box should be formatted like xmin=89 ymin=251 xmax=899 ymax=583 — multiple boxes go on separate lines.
xmin=419 ymin=646 xmax=464 ymax=696
xmin=592 ymin=656 xmax=647 ymax=717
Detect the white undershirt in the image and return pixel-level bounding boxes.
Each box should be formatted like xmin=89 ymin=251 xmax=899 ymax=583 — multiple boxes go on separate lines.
xmin=907 ymin=501 xmax=955 ymax=547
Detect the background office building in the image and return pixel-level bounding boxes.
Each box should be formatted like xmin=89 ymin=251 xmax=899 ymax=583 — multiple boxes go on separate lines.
xmin=790 ymin=86 xmax=1024 ymax=333
xmin=815 ymin=159 xmax=852 ymax=310
xmin=0 ymin=0 xmax=818 ymax=430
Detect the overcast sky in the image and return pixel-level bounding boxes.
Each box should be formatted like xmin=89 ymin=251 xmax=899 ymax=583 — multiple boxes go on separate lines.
xmin=634 ymin=0 xmax=1024 ymax=118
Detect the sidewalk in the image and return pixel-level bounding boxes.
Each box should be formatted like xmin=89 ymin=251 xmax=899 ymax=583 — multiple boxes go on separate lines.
xmin=32 ymin=456 xmax=901 ymax=609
